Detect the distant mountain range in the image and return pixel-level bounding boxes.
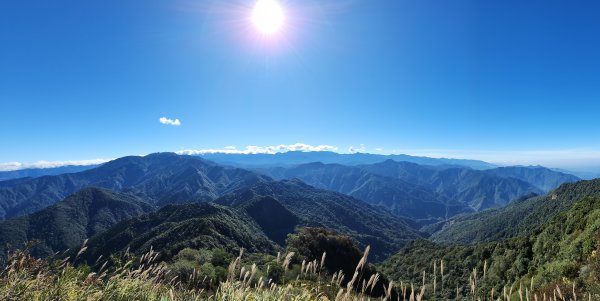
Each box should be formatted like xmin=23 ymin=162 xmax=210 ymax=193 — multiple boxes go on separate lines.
xmin=257 ymin=162 xmax=469 ymax=221
xmin=196 ymin=151 xmax=497 ymax=170
xmin=0 ymin=165 xmax=99 ymax=182
xmin=256 ymin=160 xmax=578 ymax=223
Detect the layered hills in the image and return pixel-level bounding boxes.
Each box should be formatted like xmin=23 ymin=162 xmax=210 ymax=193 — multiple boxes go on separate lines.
xmin=0 ymin=153 xmax=269 ymax=220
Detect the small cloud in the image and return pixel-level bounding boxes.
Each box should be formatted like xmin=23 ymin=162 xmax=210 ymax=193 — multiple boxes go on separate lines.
xmin=176 ymin=143 xmax=338 ymax=155
xmin=159 ymin=117 xmax=181 ymax=126
xmin=348 ymin=144 xmax=366 ymax=153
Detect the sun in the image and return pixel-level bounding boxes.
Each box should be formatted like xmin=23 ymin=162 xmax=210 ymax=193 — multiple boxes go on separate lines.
xmin=251 ymin=0 xmax=285 ymax=35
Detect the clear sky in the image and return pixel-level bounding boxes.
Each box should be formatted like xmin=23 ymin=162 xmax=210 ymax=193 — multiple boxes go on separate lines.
xmin=1 ymin=0 xmax=600 ymax=170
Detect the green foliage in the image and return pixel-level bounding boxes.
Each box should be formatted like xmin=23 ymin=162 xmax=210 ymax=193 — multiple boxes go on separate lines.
xmin=381 ymin=196 xmax=600 ymax=299
xmin=431 ymin=179 xmax=600 ymax=244
xmin=287 ymin=227 xmax=397 ymax=298
xmin=81 ymin=203 xmax=279 ymax=264
xmin=0 ymin=187 xmax=154 ymax=261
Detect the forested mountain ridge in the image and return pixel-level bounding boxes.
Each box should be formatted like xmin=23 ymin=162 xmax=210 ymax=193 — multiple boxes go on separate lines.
xmin=0 ymin=187 xmax=155 ymax=259
xmin=0 ymin=153 xmax=269 ymax=220
xmin=381 ymin=193 xmax=600 ymax=297
xmin=430 ymin=178 xmax=600 ymax=244
xmin=215 ymin=179 xmax=422 ymax=261
xmin=82 ymin=202 xmax=278 ymax=263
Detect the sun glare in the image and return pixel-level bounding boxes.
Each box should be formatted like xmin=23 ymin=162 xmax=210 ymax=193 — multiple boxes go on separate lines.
xmin=251 ymin=0 xmax=285 ymax=35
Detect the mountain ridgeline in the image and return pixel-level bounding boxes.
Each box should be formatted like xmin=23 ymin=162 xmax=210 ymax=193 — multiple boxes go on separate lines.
xmin=0 ymin=153 xmax=270 ymax=220
xmin=195 ymin=151 xmax=497 ymax=170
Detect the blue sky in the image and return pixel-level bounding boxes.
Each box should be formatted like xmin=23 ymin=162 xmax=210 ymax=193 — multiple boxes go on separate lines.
xmin=1 ymin=0 xmax=600 ymax=170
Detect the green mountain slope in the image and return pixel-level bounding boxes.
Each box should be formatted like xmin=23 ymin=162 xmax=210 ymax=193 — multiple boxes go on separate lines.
xmin=82 ymin=202 xmax=278 ymax=262
xmin=0 ymin=187 xmax=154 ymax=259
xmin=381 ymin=195 xmax=600 ymax=298
xmin=430 ymin=179 xmax=600 ymax=244
xmin=215 ymin=179 xmax=422 ymax=261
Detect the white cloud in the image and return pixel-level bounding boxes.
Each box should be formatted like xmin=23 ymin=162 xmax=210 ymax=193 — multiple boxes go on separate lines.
xmin=224 ymin=146 xmax=237 ymax=150
xmin=177 ymin=143 xmax=338 ymax=155
xmin=348 ymin=144 xmax=366 ymax=153
xmin=159 ymin=117 xmax=181 ymax=126
xmin=0 ymin=159 xmax=111 ymax=172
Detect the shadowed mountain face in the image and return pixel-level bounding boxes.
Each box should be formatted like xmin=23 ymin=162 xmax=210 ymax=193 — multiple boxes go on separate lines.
xmin=429 ymin=178 xmax=600 ymax=244
xmin=215 ymin=179 xmax=422 ymax=261
xmin=234 ymin=196 xmax=299 ymax=245
xmin=258 ymin=162 xmax=472 ymax=221
xmin=0 ymin=187 xmax=155 ymax=259
xmin=82 ymin=202 xmax=278 ymax=262
xmin=0 ymin=153 xmax=270 ymax=220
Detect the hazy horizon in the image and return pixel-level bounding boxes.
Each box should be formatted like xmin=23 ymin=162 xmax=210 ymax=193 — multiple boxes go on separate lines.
xmin=2 ymin=144 xmax=600 ymax=175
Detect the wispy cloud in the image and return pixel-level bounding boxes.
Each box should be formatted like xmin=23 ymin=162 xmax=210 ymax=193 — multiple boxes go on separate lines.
xmin=0 ymin=159 xmax=111 ymax=172
xmin=177 ymin=143 xmax=338 ymax=155
xmin=159 ymin=117 xmax=181 ymax=126
xmin=348 ymin=144 xmax=366 ymax=153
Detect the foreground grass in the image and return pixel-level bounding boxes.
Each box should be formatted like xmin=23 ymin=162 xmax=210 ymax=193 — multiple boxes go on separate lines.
xmin=0 ymin=248 xmax=370 ymax=301
xmin=1 ymin=242 xmax=593 ymax=301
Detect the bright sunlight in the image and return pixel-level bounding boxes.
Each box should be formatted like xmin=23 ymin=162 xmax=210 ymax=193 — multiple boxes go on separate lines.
xmin=251 ymin=0 xmax=285 ymax=35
